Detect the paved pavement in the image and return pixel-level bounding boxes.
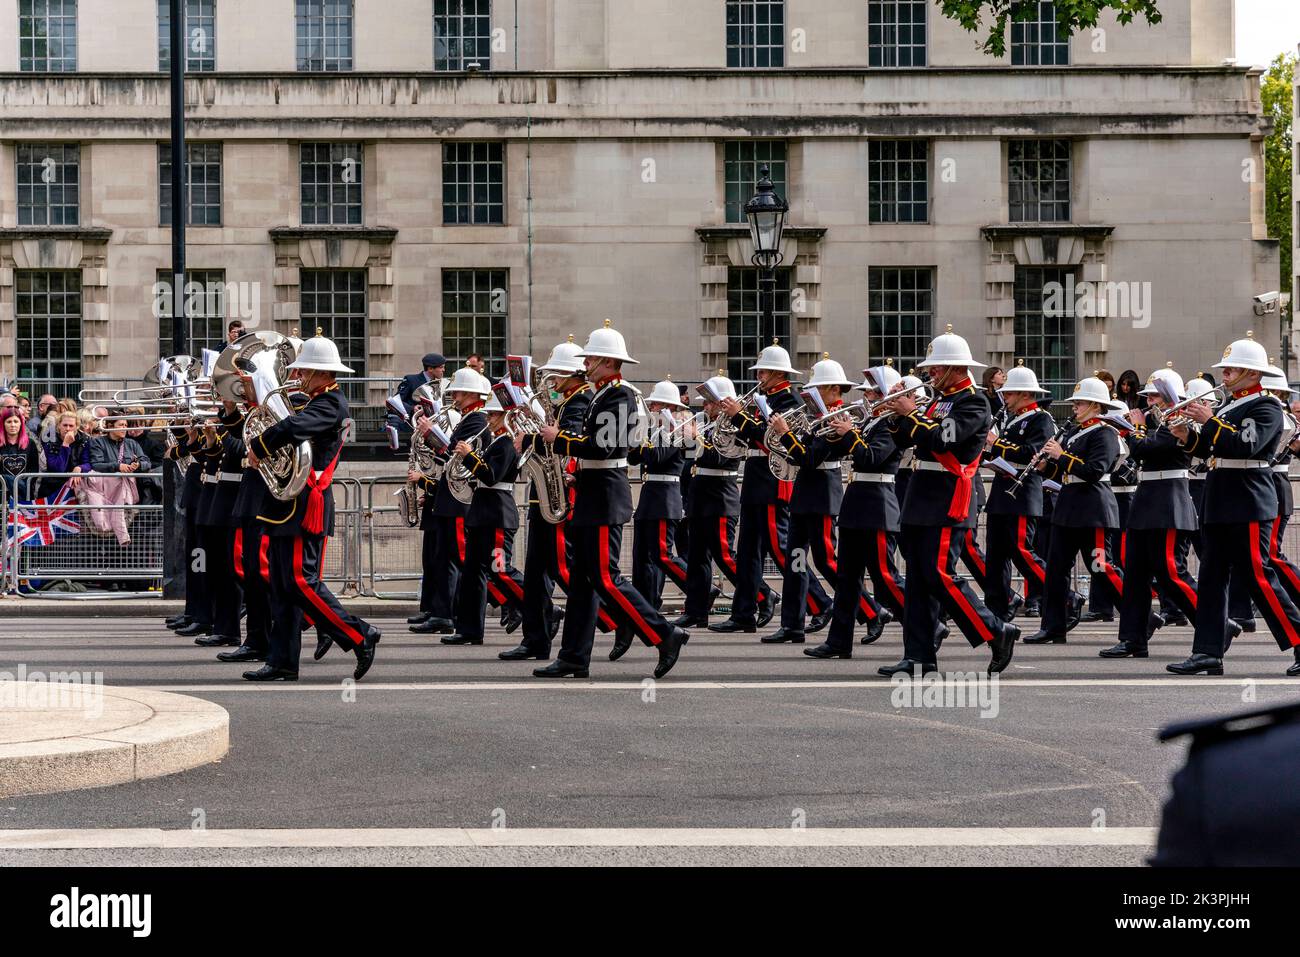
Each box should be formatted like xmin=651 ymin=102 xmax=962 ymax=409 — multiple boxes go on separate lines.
xmin=1 ymin=614 xmax=1297 ymax=865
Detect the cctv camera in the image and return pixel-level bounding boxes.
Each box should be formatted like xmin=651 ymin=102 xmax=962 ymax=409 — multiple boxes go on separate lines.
xmin=1255 ymin=292 xmax=1281 ymax=305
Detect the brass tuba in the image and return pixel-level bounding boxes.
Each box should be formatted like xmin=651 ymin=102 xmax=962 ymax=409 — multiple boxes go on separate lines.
xmin=764 ymin=407 xmax=811 ymax=482
xmin=516 ymin=368 xmax=571 ymax=525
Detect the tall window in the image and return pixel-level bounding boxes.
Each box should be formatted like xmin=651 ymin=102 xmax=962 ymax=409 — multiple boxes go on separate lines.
xmin=16 ymin=271 xmax=81 ymax=396
xmin=726 ymin=0 xmax=784 ymax=68
xmin=441 ymin=270 xmax=508 ymax=379
xmin=156 ymin=269 xmax=227 ymax=357
xmin=869 ymin=140 xmax=928 ymax=223
xmin=724 ymin=141 xmax=787 ymax=224
xmin=158 ymin=0 xmax=216 ymax=72
xmin=868 ymin=0 xmax=926 ymax=67
xmin=1011 ymin=0 xmax=1069 ymax=66
xmin=1009 ymin=139 xmax=1071 ymax=223
xmin=17 ymin=144 xmax=79 ymax=226
xmin=19 ymin=0 xmax=77 ymax=72
xmin=868 ymin=267 xmax=933 ymax=373
xmin=434 ymin=0 xmax=491 ymax=71
xmin=300 ymin=270 xmax=367 ymax=401
xmin=159 ymin=143 xmax=223 ymax=226
xmin=300 ymin=143 xmax=363 ymax=225
xmin=727 ymin=267 xmax=791 ymax=390
xmin=1015 ymin=266 xmax=1075 ymax=400
xmin=442 ymin=142 xmax=505 ymax=225
xmin=296 ymin=0 xmax=353 ymax=72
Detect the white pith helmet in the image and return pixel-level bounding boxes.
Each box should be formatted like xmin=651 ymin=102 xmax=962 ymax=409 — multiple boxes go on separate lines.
xmin=288 ymin=332 xmax=353 ymax=373
xmin=702 ymin=374 xmax=737 ymax=402
xmin=483 ymin=392 xmax=505 ymax=413
xmin=917 ymin=324 xmax=986 ymax=370
xmin=1213 ymin=332 xmax=1271 ymax=373
xmin=806 ymin=355 xmax=856 ymax=389
xmin=646 ymin=378 xmax=686 ymax=408
xmin=1140 ymin=365 xmax=1186 ymax=400
xmin=998 ymin=362 xmax=1049 ymax=395
xmin=1261 ymin=372 xmax=1297 ymax=394
xmin=862 ymin=362 xmax=901 ymax=395
xmin=445 ymin=367 xmax=491 ymax=397
xmin=1184 ymin=377 xmax=1219 ymax=404
xmin=749 ymin=340 xmax=800 ymax=376
xmin=540 ymin=337 xmax=586 ymax=375
xmin=1069 ymin=376 xmax=1125 ymax=410
xmin=900 ymin=374 xmax=924 ymax=392
xmin=577 ymin=319 xmax=639 ymax=364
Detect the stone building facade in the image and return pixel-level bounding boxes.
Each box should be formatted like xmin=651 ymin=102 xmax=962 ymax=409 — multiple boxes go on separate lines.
xmin=0 ymin=0 xmax=1280 ymax=403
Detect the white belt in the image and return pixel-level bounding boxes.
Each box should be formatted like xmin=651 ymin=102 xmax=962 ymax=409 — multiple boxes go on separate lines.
xmin=913 ymin=461 xmax=947 ymax=472
xmin=580 ymin=458 xmax=628 ymax=470
xmin=1188 ymin=473 xmax=1206 ymax=480
xmin=488 ymin=482 xmax=514 ymax=492
xmin=852 ymin=473 xmax=895 ymax=484
xmin=1274 ymin=464 xmax=1291 ymax=474
xmin=643 ymin=474 xmax=680 ymax=483
xmin=201 ymin=473 xmax=216 ymax=484
xmin=218 ymin=472 xmax=242 ymax=483
xmin=1211 ymin=459 xmax=1270 ymax=470
xmin=747 ymin=450 xmax=767 ymax=458
xmin=1138 ymin=469 xmax=1189 ymax=481
xmin=694 ymin=467 xmax=738 ymax=477
xmin=1063 ymin=474 xmax=1110 ymax=485
xmin=818 ymin=462 xmax=842 ymax=471
xmin=1112 ymin=485 xmax=1136 ymax=493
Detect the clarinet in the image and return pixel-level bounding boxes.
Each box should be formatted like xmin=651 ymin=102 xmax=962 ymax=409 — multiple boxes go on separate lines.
xmin=1006 ymin=421 xmax=1078 ymax=500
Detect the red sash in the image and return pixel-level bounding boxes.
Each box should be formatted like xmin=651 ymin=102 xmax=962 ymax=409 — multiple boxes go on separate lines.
xmin=928 ymin=391 xmax=979 ymax=521
xmin=302 ymin=444 xmax=343 ymax=536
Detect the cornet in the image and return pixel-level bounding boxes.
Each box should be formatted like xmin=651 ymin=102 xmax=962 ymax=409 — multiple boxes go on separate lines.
xmin=809 ymin=401 xmax=869 ymax=437
xmin=869 ymin=382 xmax=936 ymax=415
xmin=1152 ymin=385 xmax=1228 ymax=429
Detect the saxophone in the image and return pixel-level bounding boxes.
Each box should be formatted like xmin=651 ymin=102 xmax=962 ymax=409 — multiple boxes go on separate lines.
xmin=518 ymin=369 xmax=573 ymax=524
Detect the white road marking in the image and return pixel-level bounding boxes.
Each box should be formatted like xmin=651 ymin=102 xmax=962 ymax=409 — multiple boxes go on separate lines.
xmin=0 ymin=826 xmax=1156 ymax=849
xmin=124 ymin=678 xmax=1300 ymax=691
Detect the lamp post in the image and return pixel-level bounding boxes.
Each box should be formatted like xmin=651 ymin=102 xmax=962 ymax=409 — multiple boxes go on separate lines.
xmin=163 ymin=0 xmax=188 ymax=600
xmin=743 ymin=164 xmax=789 ymax=352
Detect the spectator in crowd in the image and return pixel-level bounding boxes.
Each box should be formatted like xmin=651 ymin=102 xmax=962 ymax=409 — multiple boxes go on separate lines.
xmin=127 ymin=408 xmax=168 ymax=506
xmin=227 ymin=319 xmax=245 ymax=344
xmin=27 ymin=393 xmax=57 ymax=440
xmin=57 ymin=398 xmax=77 ymax=415
xmin=465 ymin=353 xmax=485 ymax=374
xmin=386 ymin=352 xmax=447 ymax=448
xmin=0 ymin=393 xmax=17 ymax=412
xmin=76 ymin=408 xmax=99 ymax=441
xmin=1 ymin=405 xmax=42 ymax=504
xmin=40 ymin=410 xmax=90 ymax=499
xmin=982 ymin=366 xmax=1006 ymax=422
xmin=83 ymin=411 xmax=152 ymax=546
xmin=1096 ymin=368 xmax=1116 ymax=399
xmin=1116 ymin=369 xmax=1143 ymax=410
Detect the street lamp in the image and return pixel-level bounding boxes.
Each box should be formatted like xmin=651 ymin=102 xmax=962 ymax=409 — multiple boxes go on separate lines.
xmin=744 ymin=164 xmax=789 ymax=357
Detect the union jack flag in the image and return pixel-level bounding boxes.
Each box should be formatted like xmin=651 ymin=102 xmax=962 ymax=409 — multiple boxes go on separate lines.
xmin=6 ymin=483 xmax=80 ymax=547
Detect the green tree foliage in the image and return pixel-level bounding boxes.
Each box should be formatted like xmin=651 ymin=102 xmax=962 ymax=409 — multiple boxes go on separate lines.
xmin=938 ymin=0 xmax=1163 ymax=58
xmin=1262 ymin=52 xmax=1295 ymax=299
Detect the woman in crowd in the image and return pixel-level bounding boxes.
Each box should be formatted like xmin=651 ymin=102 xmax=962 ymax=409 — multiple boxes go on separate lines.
xmin=40 ymin=410 xmax=90 ymax=499
xmin=1 ymin=405 xmax=42 ymax=504
xmin=1116 ymin=370 xmax=1143 ymax=410
xmin=84 ymin=410 xmax=152 ymax=547
xmin=982 ymin=366 xmax=1007 ymax=422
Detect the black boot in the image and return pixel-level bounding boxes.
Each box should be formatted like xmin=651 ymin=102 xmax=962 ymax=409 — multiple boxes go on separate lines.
xmin=1099 ymin=641 xmax=1148 ymax=659
xmin=1064 ymin=594 xmax=1086 ymax=632
xmin=757 ymin=593 xmax=780 ymax=628
xmin=804 ymin=642 xmax=850 ymax=659
xmin=932 ymin=625 xmax=950 ymax=651
xmin=877 ymin=659 xmax=936 ymax=677
xmin=709 ymin=618 xmax=756 ymax=634
xmin=609 ymin=627 xmax=634 ymax=661
xmin=673 ymin=613 xmax=709 ymax=628
xmin=1024 ymin=629 xmax=1066 ymax=644
xmin=217 ymin=645 xmax=267 ymax=663
xmin=410 ymin=617 xmax=454 ymax=635
xmin=1002 ymin=594 xmax=1024 ymax=623
xmin=1166 ymin=654 xmax=1223 ymax=676
xmin=195 ymin=633 xmax=240 ymax=647
xmin=441 ymin=633 xmax=483 ymax=645
xmin=989 ymin=623 xmax=1019 ymax=674
xmin=1146 ymin=610 xmax=1166 ymax=640
xmin=499 ymin=644 xmax=548 ymax=661
xmin=242 ymin=665 xmax=298 ymax=681
xmin=406 ymin=610 xmax=433 ymax=625
xmin=762 ymin=628 xmax=805 ymax=644
xmin=353 ymin=629 xmax=381 ymax=680
xmin=862 ymin=607 xmax=893 ymax=643
xmin=653 ymin=627 xmax=688 ymax=678
xmin=1288 ymin=647 xmax=1300 ymax=677
xmin=313 ymin=634 xmax=333 ymax=661
xmin=533 ymin=659 xmax=589 ymax=678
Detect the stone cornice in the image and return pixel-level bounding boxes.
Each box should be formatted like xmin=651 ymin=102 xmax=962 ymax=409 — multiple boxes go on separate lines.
xmin=0 ymin=227 xmax=113 ymax=242
xmin=695 ymin=226 xmax=827 ymax=242
xmin=980 ymin=224 xmax=1115 ymax=241
xmin=268 ymin=226 xmax=398 ymax=242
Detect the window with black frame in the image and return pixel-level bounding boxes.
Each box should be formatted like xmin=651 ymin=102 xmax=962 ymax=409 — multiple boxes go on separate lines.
xmin=727 ymin=267 xmax=792 ymax=390
xmin=726 ymin=0 xmax=784 ymax=68
xmin=19 ymin=0 xmax=77 ymax=72
xmin=442 ymin=142 xmax=505 ymax=225
xmin=724 ymin=141 xmax=787 ymax=224
xmin=17 ymin=143 xmax=79 ymax=226
xmin=156 ymin=269 xmax=227 ymax=358
xmin=869 ymin=139 xmax=928 ymax=224
xmin=1015 ymin=265 xmax=1076 ymax=401
xmin=1008 ymin=139 xmax=1071 ymax=223
xmin=867 ymin=267 xmax=933 ymax=373
xmin=441 ymin=270 xmax=508 ymax=380
xmin=300 ymin=142 xmax=363 ymax=226
xmin=867 ymin=0 xmax=927 ymax=67
xmin=16 ymin=270 xmax=82 ymax=398
xmin=159 ymin=143 xmax=223 ymax=226
xmin=300 ymin=270 xmax=368 ymax=402
xmin=158 ymin=0 xmax=216 ymax=72
xmin=296 ymin=0 xmax=353 ymax=72
xmin=434 ymin=0 xmax=492 ymax=71
xmin=1011 ymin=0 xmax=1069 ymax=66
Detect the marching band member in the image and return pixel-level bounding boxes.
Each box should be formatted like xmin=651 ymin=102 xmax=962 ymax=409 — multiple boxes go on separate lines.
xmin=626 ymin=379 xmax=691 ymax=632
xmin=165 ymin=424 xmax=210 ymax=636
xmin=446 ymin=392 xmax=527 ymax=645
xmin=533 ymin=321 xmax=688 ymax=679
xmin=1262 ymin=370 xmax=1300 ymax=607
xmin=193 ymin=400 xmax=247 ymax=649
xmin=1102 ymin=367 xmax=1207 ymax=658
xmin=708 ymin=342 xmax=796 ymax=634
xmin=1026 ymin=376 xmax=1126 ymax=645
xmin=501 ymin=339 xmax=594 ymax=661
xmin=243 ymin=334 xmax=381 ymax=681
xmin=880 ymin=328 xmax=1019 ymax=676
xmin=1168 ymin=333 xmax=1300 ymax=677
xmin=805 ymin=362 xmax=911 ymax=658
xmin=410 ymin=367 xmax=492 ymax=635
xmin=981 ymin=362 xmax=1053 ymax=623
xmin=672 ymin=374 xmax=769 ymax=633
xmin=766 ymin=357 xmax=886 ymax=645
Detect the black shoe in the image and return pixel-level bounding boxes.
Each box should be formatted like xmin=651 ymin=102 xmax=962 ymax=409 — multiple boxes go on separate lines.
xmin=313 ymin=633 xmax=333 ymax=661
xmin=673 ymin=613 xmax=709 ymax=628
xmin=877 ymin=658 xmax=937 ymax=677
xmin=762 ymin=628 xmax=805 ymax=644
xmin=174 ymin=622 xmax=211 ymax=637
xmin=410 ymin=617 xmax=454 ymax=635
xmin=547 ymin=608 xmax=565 ymax=642
xmin=1146 ymin=610 xmax=1167 ymax=640
xmin=804 ymin=642 xmax=850 ymax=660
xmin=499 ymin=644 xmax=548 ymax=661
xmin=1166 ymin=654 xmax=1223 ymax=676
xmin=932 ymin=625 xmax=950 ymax=652
xmin=808 ymin=610 xmax=832 ymax=633
xmin=1232 ymin=618 xmax=1256 ymax=633
xmin=1078 ymin=610 xmax=1114 ymax=623
xmin=709 ymin=618 xmax=757 ymax=634
xmin=195 ymin=633 xmax=240 ymax=647
xmin=609 ymin=628 xmax=634 ymax=661
xmin=989 ymin=623 xmax=1019 ymax=674
xmin=862 ymin=607 xmax=893 ymax=643
xmin=1024 ymin=629 xmax=1065 ymax=645
xmin=218 ymin=645 xmax=266 ymax=663
xmin=706 ymin=585 xmax=722 ymax=611
xmin=1162 ymin=612 xmax=1190 ymax=628
xmin=502 ymin=606 xmax=524 ymax=635
xmin=1003 ymin=594 xmax=1025 ymax=623
xmin=1023 ymin=601 xmax=1042 ymax=617
xmin=165 ymin=615 xmax=190 ymax=629
xmin=1064 ymin=595 xmax=1086 ymax=632
xmin=353 ymin=629 xmax=381 ymax=681
xmin=534 ymin=659 xmax=589 ymax=679
xmin=406 ymin=611 xmax=433 ymax=625
xmin=242 ymin=665 xmax=298 ymax=682
xmin=1288 ymin=648 xmax=1300 ymax=676
xmin=441 ymin=634 xmax=483 ymax=645
xmin=757 ymin=594 xmax=780 ymax=629
xmin=653 ymin=627 xmax=687 ymax=679
xmin=1225 ymin=617 xmax=1243 ymax=652
xmin=1099 ymin=642 xmax=1148 ymax=659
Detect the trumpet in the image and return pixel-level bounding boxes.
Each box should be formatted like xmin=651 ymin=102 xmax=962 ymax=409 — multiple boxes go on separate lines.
xmin=809 ymin=401 xmax=870 ymax=437
xmin=1152 ymin=385 xmax=1228 ymax=428
xmin=869 ymin=383 xmax=936 ymax=415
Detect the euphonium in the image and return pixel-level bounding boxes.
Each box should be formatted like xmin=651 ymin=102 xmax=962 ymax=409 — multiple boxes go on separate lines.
xmin=711 ymin=385 xmax=760 ymax=457
xmin=396 ymin=387 xmax=442 ymax=528
xmin=241 ymin=344 xmax=312 ymax=502
xmin=764 ymin=407 xmax=811 ymax=482
xmin=517 ymin=368 xmax=570 ymax=524
xmin=446 ymin=424 xmax=491 ymax=505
